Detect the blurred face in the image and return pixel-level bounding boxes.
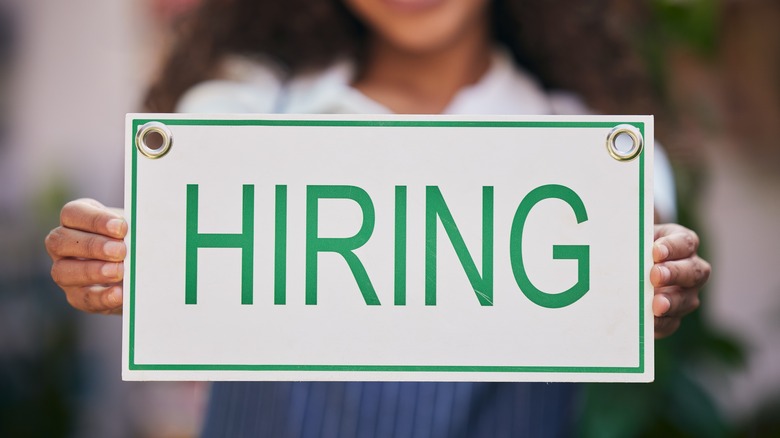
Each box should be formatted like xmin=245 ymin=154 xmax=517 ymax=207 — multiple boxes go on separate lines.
xmin=344 ymin=0 xmax=491 ymax=54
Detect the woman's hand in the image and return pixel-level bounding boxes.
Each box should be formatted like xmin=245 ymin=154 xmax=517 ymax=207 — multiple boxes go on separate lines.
xmin=45 ymin=199 xmax=127 ymax=315
xmin=651 ymin=223 xmax=711 ymax=338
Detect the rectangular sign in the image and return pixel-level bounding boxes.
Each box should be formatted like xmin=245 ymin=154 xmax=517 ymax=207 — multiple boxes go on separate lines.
xmin=123 ymin=114 xmax=654 ymax=382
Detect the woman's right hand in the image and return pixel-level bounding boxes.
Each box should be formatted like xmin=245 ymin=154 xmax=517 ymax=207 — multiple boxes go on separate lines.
xmin=45 ymin=199 xmax=127 ymax=315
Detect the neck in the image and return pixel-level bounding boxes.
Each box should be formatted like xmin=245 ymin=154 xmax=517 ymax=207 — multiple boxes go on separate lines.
xmin=354 ymin=18 xmax=492 ymax=114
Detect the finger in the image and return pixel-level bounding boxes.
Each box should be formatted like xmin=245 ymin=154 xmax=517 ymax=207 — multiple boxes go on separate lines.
xmin=63 ymin=284 xmax=123 ymax=314
xmin=51 ymin=259 xmax=123 ymax=287
xmin=652 ymin=292 xmax=671 ymax=317
xmin=651 ymin=257 xmax=711 ymax=288
xmin=45 ymin=227 xmax=126 ymax=262
xmin=652 ymin=286 xmax=700 ymax=318
xmin=60 ymin=199 xmax=127 ymax=239
xmin=653 ymin=228 xmax=700 ymax=262
xmin=654 ymin=316 xmax=681 ymax=339
xmin=654 ymin=223 xmax=688 ymax=240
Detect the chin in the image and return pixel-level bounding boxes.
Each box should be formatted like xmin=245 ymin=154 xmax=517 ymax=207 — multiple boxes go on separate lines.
xmin=385 ymin=28 xmax=462 ymax=54
xmin=346 ymin=0 xmax=489 ymax=55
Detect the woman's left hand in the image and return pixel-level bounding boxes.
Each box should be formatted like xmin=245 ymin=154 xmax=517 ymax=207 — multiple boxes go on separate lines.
xmin=651 ymin=224 xmax=711 ymax=338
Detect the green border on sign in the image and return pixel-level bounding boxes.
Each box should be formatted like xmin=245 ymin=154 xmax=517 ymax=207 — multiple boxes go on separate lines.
xmin=129 ymin=118 xmax=646 ymax=374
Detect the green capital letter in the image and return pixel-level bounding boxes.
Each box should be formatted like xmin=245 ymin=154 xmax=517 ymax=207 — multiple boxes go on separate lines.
xmin=425 ymin=186 xmax=494 ymax=306
xmin=394 ymin=186 xmax=407 ymax=306
xmin=274 ymin=185 xmax=287 ymax=305
xmin=509 ymin=184 xmax=589 ymax=309
xmin=185 ymin=184 xmax=254 ymax=305
xmin=305 ymin=185 xmax=380 ymax=305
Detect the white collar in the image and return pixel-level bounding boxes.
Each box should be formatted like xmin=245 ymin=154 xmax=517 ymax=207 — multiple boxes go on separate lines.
xmin=283 ymin=48 xmax=553 ymax=115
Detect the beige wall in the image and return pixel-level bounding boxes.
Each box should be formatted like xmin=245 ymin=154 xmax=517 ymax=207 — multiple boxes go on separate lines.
xmin=5 ymin=1 xmax=205 ymax=436
xmin=8 ymin=0 xmax=149 ymax=205
xmin=702 ymin=144 xmax=780 ymax=420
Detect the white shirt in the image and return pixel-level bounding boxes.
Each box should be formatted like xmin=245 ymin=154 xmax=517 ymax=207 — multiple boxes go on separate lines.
xmin=177 ymin=50 xmax=676 ymax=221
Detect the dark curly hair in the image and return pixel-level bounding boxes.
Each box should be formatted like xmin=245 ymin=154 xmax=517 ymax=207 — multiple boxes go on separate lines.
xmin=144 ymin=0 xmax=658 ymax=117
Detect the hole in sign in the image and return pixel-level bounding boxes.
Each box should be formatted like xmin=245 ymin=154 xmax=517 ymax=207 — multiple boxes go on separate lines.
xmin=606 ymin=124 xmax=643 ymax=161
xmin=143 ymin=130 xmax=165 ymax=151
xmin=613 ymin=132 xmax=635 ymax=155
xmin=135 ymin=121 xmax=173 ymax=159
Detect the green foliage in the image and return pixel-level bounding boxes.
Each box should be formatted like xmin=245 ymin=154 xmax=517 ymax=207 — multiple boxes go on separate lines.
xmin=33 ymin=173 xmax=74 ymax=232
xmin=651 ymin=0 xmax=720 ymax=57
xmin=638 ymin=0 xmax=721 ymax=105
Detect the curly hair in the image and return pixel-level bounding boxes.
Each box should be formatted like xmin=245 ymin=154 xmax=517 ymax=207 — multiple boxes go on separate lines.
xmin=144 ymin=0 xmax=658 ymax=117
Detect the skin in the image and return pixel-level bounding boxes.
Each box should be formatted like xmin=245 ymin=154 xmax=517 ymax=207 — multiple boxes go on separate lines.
xmin=348 ymin=0 xmax=492 ymax=113
xmin=45 ymin=0 xmax=711 ymax=337
xmin=46 ymin=199 xmax=126 ymax=315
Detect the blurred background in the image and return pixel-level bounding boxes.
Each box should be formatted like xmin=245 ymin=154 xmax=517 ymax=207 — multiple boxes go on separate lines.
xmin=0 ymin=0 xmax=778 ymax=436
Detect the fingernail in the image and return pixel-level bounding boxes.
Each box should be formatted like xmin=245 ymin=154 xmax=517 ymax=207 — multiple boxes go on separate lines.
xmin=108 ymin=287 xmax=122 ymax=307
xmin=658 ymin=266 xmax=671 ymax=283
xmin=104 ymin=241 xmax=124 ymax=258
xmin=107 ymin=218 xmax=125 ymax=236
xmin=655 ymin=243 xmax=669 ymax=261
xmin=662 ymin=295 xmax=671 ymax=314
xmin=101 ymin=263 xmax=118 ymax=278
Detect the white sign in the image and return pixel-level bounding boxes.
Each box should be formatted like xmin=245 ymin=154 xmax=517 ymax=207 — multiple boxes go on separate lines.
xmin=123 ymin=114 xmax=654 ymax=382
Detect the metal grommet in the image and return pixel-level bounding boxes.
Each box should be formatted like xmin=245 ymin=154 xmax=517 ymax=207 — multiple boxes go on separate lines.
xmin=606 ymin=124 xmax=643 ymax=162
xmin=135 ymin=121 xmax=173 ymax=159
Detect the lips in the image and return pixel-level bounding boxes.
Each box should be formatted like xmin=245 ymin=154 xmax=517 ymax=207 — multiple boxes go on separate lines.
xmin=380 ymin=0 xmax=446 ymax=12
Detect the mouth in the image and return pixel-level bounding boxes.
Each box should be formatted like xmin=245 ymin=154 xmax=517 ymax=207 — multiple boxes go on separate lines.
xmin=380 ymin=0 xmax=446 ymax=13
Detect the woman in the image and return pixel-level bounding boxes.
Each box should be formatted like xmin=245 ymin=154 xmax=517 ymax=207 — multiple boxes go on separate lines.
xmin=45 ymin=0 xmax=710 ymax=436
